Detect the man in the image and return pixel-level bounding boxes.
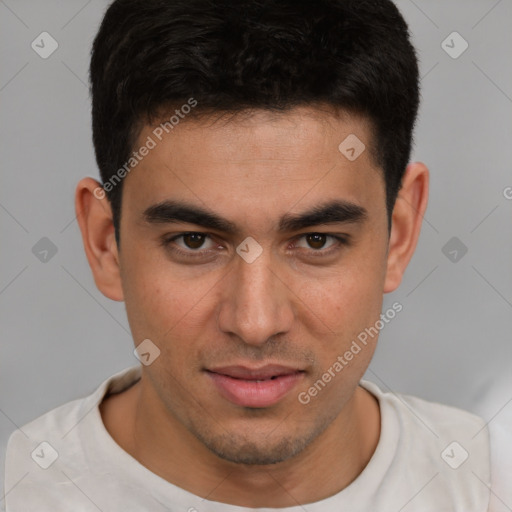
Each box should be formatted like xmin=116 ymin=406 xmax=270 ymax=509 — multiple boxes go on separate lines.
xmin=4 ymin=0 xmax=493 ymax=510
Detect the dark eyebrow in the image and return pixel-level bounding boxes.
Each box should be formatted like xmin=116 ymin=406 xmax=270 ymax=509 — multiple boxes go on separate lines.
xmin=142 ymin=199 xmax=367 ymax=234
xmin=278 ymin=200 xmax=367 ymax=232
xmin=143 ymin=201 xmax=239 ymax=234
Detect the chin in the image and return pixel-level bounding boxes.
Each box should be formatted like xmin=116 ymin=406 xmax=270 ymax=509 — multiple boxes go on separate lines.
xmin=202 ymin=434 xmax=308 ymax=465
xmin=189 ymin=417 xmax=331 ymax=466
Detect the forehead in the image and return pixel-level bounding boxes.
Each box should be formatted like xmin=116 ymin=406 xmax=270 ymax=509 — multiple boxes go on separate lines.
xmin=122 ymin=106 xmax=386 ymax=227
xmin=146 ymin=106 xmax=377 ymax=166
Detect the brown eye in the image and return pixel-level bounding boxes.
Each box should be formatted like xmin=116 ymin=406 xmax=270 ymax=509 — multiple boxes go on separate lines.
xmin=306 ymin=233 xmax=327 ymax=249
xmin=294 ymin=233 xmax=348 ymax=255
xmin=182 ymin=233 xmax=207 ymax=249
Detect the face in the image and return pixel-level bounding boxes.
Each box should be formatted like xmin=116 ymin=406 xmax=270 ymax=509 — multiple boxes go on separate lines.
xmin=117 ymin=107 xmax=390 ymax=465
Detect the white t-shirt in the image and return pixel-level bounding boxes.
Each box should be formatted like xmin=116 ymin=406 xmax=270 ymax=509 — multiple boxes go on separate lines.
xmin=4 ymin=365 xmax=492 ymax=511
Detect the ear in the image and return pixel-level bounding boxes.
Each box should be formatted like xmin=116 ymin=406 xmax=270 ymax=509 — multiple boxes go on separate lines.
xmin=75 ymin=177 xmax=124 ymax=301
xmin=383 ymin=162 xmax=429 ymax=293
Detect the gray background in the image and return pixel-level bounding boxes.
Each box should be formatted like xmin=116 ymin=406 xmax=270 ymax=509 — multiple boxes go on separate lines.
xmin=1 ymin=0 xmax=511 ymax=504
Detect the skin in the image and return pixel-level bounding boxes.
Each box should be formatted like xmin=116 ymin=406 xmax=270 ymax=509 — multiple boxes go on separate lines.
xmin=75 ymin=106 xmax=428 ymax=507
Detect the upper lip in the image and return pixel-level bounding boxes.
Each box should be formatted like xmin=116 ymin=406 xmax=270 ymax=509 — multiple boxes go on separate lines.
xmin=207 ymin=364 xmax=304 ymax=380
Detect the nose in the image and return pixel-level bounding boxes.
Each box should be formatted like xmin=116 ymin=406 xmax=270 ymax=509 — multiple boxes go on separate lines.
xmin=217 ymin=246 xmax=295 ymax=347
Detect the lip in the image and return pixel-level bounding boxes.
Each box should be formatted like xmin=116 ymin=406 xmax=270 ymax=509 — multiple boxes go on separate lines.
xmin=206 ymin=365 xmax=305 ymax=408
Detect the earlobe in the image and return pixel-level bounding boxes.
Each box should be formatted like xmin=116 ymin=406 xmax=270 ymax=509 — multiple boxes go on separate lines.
xmin=383 ymin=162 xmax=429 ymax=293
xmin=75 ymin=177 xmax=124 ymax=302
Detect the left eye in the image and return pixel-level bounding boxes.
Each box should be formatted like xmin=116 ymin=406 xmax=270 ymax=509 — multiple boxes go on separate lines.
xmin=295 ymin=233 xmax=339 ymax=250
xmin=173 ymin=232 xmax=216 ymax=250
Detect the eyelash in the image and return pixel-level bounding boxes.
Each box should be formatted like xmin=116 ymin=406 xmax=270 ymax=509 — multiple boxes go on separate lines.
xmin=160 ymin=232 xmax=349 ymax=260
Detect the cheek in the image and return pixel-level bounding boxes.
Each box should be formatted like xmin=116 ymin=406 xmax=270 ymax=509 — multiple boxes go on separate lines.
xmin=119 ymin=246 xmax=169 ymax=331
xmin=290 ymin=254 xmax=386 ymax=378
xmin=295 ymin=264 xmax=385 ymax=332
xmin=120 ymin=250 xmax=221 ymax=356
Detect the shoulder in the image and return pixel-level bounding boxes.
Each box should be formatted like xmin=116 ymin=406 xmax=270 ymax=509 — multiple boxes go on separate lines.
xmin=4 ymin=392 xmax=96 ymax=510
xmin=363 ymin=380 xmax=486 ymax=432
xmin=4 ymin=366 xmax=141 ymax=511
xmin=5 ymin=390 xmax=96 ymax=477
xmin=360 ymin=380 xmax=491 ymax=511
xmin=6 ymin=365 xmax=141 ymax=452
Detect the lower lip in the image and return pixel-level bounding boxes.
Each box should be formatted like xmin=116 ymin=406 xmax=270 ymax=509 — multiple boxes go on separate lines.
xmin=206 ymin=371 xmax=304 ymax=408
